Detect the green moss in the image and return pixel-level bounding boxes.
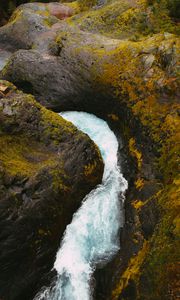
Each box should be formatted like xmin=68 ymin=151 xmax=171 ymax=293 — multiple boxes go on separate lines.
xmin=69 ymin=0 xmax=179 ymax=39
xmin=65 ymin=1 xmax=81 ymax=14
xmin=78 ymin=0 xmax=97 ymax=11
xmin=0 ymin=135 xmax=57 ymax=177
xmin=43 ymin=15 xmax=57 ymax=27
xmin=40 ymin=105 xmax=80 ymax=145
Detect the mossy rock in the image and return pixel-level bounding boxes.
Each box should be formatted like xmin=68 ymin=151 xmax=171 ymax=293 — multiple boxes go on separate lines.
xmin=0 ymin=80 xmax=103 ymax=300
xmin=69 ymin=0 xmax=180 ymax=38
xmin=0 ymin=1 xmax=179 ymax=299
xmin=0 ymin=0 xmax=57 ymax=25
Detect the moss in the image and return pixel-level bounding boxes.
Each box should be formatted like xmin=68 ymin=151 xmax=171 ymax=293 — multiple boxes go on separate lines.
xmin=78 ymin=0 xmax=97 ymax=11
xmin=80 ymin=14 xmax=179 ymax=299
xmin=129 ymin=138 xmax=142 ymax=170
xmin=95 ymin=33 xmax=179 ymax=181
xmin=50 ymin=167 xmax=70 ymax=194
xmin=8 ymin=7 xmax=23 ymax=25
xmin=0 ymin=1 xmax=179 ymax=297
xmin=65 ymin=1 xmax=81 ymax=14
xmin=40 ymin=105 xmax=80 ymax=145
xmin=0 ymin=135 xmax=57 ymax=177
xmin=135 ymin=178 xmax=145 ymax=190
xmin=112 ymin=241 xmax=149 ymax=300
xmin=43 ymin=18 xmax=53 ymax=27
xmin=69 ymin=0 xmax=179 ymax=38
xmin=133 ymin=200 xmax=144 ymax=210
xmin=138 ymin=179 xmax=180 ymax=299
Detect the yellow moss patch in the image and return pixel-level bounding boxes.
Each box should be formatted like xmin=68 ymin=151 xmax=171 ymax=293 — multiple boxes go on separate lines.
xmin=135 ymin=178 xmax=144 ymax=190
xmin=133 ymin=199 xmax=144 ymax=210
xmin=95 ymin=33 xmax=179 ymax=188
xmin=141 ymin=180 xmax=180 ymax=298
xmin=112 ymin=241 xmax=149 ymax=300
xmin=0 ymin=135 xmax=56 ymax=177
xmin=65 ymin=1 xmax=81 ymax=14
xmin=78 ymin=0 xmax=97 ymax=11
xmin=8 ymin=8 xmax=23 ymax=25
xmin=129 ymin=138 xmax=142 ymax=169
xmin=70 ymin=0 xmax=179 ymax=38
xmin=40 ymin=106 xmax=79 ymax=144
xmin=36 ymin=9 xmax=50 ymax=17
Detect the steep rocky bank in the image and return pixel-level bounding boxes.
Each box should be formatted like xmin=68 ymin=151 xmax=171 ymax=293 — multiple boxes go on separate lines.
xmin=0 ymin=0 xmax=179 ymax=299
xmin=0 ymin=80 xmax=103 ymax=300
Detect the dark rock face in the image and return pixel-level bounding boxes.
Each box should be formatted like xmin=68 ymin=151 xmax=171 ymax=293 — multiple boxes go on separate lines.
xmin=0 ymin=4 xmax=120 ymax=111
xmin=0 ymin=80 xmax=103 ymax=300
xmin=1 ymin=48 xmax=94 ymax=110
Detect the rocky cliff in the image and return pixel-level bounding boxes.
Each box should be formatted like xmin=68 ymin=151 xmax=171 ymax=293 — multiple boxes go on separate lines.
xmin=0 ymin=0 xmax=179 ymax=299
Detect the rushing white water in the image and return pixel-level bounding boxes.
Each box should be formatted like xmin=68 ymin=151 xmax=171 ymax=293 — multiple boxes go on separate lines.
xmin=35 ymin=111 xmax=128 ymax=300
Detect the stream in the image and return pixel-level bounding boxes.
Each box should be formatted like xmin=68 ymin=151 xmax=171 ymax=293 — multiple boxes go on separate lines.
xmin=35 ymin=111 xmax=128 ymax=300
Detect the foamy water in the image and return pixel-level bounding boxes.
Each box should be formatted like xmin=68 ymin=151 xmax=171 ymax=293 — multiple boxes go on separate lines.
xmin=34 ymin=112 xmax=128 ymax=300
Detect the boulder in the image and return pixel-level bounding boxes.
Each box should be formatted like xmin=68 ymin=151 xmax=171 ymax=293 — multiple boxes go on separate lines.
xmin=0 ymin=1 xmax=76 ymax=26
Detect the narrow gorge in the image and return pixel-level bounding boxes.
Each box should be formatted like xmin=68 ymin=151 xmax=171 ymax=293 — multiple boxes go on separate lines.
xmin=0 ymin=1 xmax=179 ymax=300
xmin=35 ymin=111 xmax=127 ymax=300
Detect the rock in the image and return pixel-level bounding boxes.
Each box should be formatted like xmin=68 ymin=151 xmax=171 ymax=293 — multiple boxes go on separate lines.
xmin=0 ymin=1 xmax=75 ymax=26
xmin=0 ymin=1 xmax=179 ymax=300
xmin=142 ymin=54 xmax=155 ymax=70
xmin=0 ymin=49 xmax=12 ymax=72
xmin=0 ymin=80 xmax=103 ymax=300
xmin=139 ymin=197 xmax=160 ymax=239
xmin=47 ymin=3 xmax=74 ymax=20
xmin=0 ymin=4 xmax=58 ymax=50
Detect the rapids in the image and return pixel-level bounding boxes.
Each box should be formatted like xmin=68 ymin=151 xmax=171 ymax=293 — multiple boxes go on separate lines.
xmin=35 ymin=111 xmax=128 ymax=300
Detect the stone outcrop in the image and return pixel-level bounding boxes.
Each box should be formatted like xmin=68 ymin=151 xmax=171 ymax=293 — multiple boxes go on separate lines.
xmin=0 ymin=0 xmax=179 ymax=299
xmin=0 ymin=80 xmax=103 ymax=300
